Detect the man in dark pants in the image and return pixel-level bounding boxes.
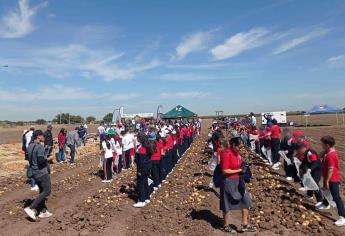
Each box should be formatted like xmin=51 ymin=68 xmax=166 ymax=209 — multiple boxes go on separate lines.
xmin=24 ymin=130 xmax=54 ymax=220
xmin=43 ymin=124 xmax=53 ymax=158
xmin=317 ymin=136 xmax=345 ymax=226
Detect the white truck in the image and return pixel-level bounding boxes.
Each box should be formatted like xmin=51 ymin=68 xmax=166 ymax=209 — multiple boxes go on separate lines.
xmin=261 ymin=111 xmax=287 ymax=125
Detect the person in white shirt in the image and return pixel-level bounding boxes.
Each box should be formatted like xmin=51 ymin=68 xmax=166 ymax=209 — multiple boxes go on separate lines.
xmin=25 ymin=127 xmax=34 ymax=149
xmin=250 ymin=112 xmax=257 ymax=127
xmin=102 ymin=134 xmax=114 ymax=183
xmin=122 ymin=129 xmax=135 ymax=169
xmin=112 ymin=134 xmax=123 ymax=174
xmin=97 ymin=123 xmax=106 ymax=150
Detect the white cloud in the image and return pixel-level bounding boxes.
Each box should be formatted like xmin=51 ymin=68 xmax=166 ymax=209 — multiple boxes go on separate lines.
xmin=160 ymin=91 xmax=208 ymax=99
xmin=0 ymin=0 xmax=47 ymax=38
xmin=0 ymin=85 xmax=140 ymax=102
xmin=210 ymin=27 xmax=269 ymax=60
xmin=160 ymin=73 xmax=210 ymax=81
xmin=327 ymin=55 xmax=345 ymax=68
xmin=174 ymin=28 xmax=219 ymax=60
xmin=273 ymin=28 xmax=329 ymax=54
xmin=0 ymin=44 xmax=160 ymax=81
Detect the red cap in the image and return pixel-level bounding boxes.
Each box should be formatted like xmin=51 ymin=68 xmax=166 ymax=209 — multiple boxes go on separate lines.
xmin=302 ymin=140 xmax=310 ymax=148
xmin=114 ymin=134 xmax=120 ymax=140
xmin=293 ymin=130 xmax=302 ymax=138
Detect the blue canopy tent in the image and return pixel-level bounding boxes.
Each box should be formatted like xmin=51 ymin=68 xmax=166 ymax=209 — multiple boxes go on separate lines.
xmin=304 ymin=105 xmax=344 ymax=126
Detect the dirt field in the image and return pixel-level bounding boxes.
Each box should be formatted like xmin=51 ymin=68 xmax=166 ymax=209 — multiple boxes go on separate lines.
xmin=0 ymin=123 xmax=344 ymax=235
xmin=256 ymin=113 xmax=345 ymax=127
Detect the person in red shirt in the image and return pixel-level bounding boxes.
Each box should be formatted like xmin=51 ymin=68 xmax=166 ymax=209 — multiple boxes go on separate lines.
xmin=149 ymin=132 xmax=163 ymax=190
xmin=219 ymin=137 xmax=256 ymax=233
xmin=295 ymin=141 xmax=323 ymax=204
xmin=165 ymin=129 xmax=174 ymax=176
xmin=318 ymin=136 xmax=345 ymax=226
xmin=270 ymin=119 xmax=281 ymax=169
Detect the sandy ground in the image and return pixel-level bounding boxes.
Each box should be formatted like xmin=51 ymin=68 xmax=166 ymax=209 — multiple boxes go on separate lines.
xmin=0 ymin=122 xmax=344 ymax=235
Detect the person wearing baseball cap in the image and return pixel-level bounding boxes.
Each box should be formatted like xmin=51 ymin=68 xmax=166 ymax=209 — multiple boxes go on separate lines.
xmin=295 ymin=141 xmax=323 ymax=206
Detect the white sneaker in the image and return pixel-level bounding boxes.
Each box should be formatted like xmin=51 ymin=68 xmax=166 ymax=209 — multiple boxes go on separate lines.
xmin=133 ymin=202 xmax=146 ymax=208
xmin=38 ymin=211 xmax=53 ymax=218
xmin=317 ymin=204 xmax=330 ymax=210
xmin=30 ymin=185 xmax=39 ymax=191
xmin=272 ymin=163 xmax=280 ymax=168
xmin=299 ymin=187 xmax=307 ymax=191
xmin=24 ymin=207 xmax=36 ymax=220
xmin=272 ymin=166 xmax=279 ymax=170
xmin=101 ymin=180 xmax=111 ymax=183
xmin=153 ymin=187 xmax=158 ymax=191
xmin=286 ymin=177 xmax=293 ymax=181
xmin=158 ymin=184 xmax=161 ymax=188
xmin=209 ymin=181 xmax=215 ymax=188
xmin=145 ymin=200 xmax=151 ymax=204
xmin=315 ymin=202 xmax=323 ymax=208
xmin=335 ymin=216 xmax=345 ymax=226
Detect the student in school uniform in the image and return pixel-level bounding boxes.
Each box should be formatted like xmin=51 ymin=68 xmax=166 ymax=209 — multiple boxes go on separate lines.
xmin=270 ymin=119 xmax=281 ymax=170
xmin=296 ymin=141 xmax=323 ymax=205
xmin=165 ymin=128 xmax=174 ymax=177
xmin=122 ymin=129 xmax=135 ymax=170
xmin=280 ymin=128 xmax=295 ymax=181
xmin=101 ymin=132 xmax=114 ymax=183
xmin=317 ymin=136 xmax=345 ymax=226
xmin=149 ymin=132 xmax=163 ymax=190
xmin=133 ymin=133 xmax=153 ymax=208
xmin=113 ymin=134 xmax=123 ymax=174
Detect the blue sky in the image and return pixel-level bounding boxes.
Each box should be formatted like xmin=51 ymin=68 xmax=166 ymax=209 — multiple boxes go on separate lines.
xmin=0 ymin=0 xmax=345 ymax=121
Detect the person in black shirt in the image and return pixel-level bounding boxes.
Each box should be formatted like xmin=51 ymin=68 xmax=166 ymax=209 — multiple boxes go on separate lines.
xmin=44 ymin=124 xmax=53 ymax=158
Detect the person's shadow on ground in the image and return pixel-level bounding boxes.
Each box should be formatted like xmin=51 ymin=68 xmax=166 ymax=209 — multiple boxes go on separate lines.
xmin=190 ymin=209 xmax=223 ymax=229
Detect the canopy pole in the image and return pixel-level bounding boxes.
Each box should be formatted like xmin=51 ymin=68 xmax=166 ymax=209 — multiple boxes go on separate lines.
xmin=342 ymin=111 xmax=345 ymax=126
xmin=336 ymin=112 xmax=339 ymax=126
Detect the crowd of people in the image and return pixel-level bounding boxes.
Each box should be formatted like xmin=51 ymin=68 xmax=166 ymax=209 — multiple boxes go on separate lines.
xmin=19 ymin=114 xmax=345 ymax=231
xmin=21 ymin=118 xmax=201 ymax=220
xmin=96 ymin=119 xmax=201 ymax=208
xmin=208 ymin=114 xmax=345 ymax=233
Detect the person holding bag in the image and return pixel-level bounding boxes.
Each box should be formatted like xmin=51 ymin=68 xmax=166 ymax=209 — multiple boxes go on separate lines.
xmin=220 ymin=137 xmax=256 ymax=233
xmin=295 ymin=141 xmax=323 ymax=206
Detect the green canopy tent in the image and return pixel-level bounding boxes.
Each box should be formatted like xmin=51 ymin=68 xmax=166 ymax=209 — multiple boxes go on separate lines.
xmin=162 ymin=105 xmax=197 ymax=119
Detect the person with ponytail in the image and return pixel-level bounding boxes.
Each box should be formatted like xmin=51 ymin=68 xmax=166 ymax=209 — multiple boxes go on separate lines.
xmin=149 ymin=132 xmax=163 ymax=190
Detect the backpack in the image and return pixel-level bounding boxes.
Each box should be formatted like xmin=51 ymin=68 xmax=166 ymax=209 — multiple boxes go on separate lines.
xmin=212 ymin=164 xmax=224 ymax=188
xmin=241 ymin=161 xmax=252 ymax=183
xmin=22 ymin=131 xmax=30 ymax=152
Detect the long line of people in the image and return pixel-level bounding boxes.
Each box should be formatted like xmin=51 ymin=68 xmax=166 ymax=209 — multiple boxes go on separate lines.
xmin=98 ymin=120 xmax=201 ymax=208
xmin=209 ymin=117 xmax=345 ymax=228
